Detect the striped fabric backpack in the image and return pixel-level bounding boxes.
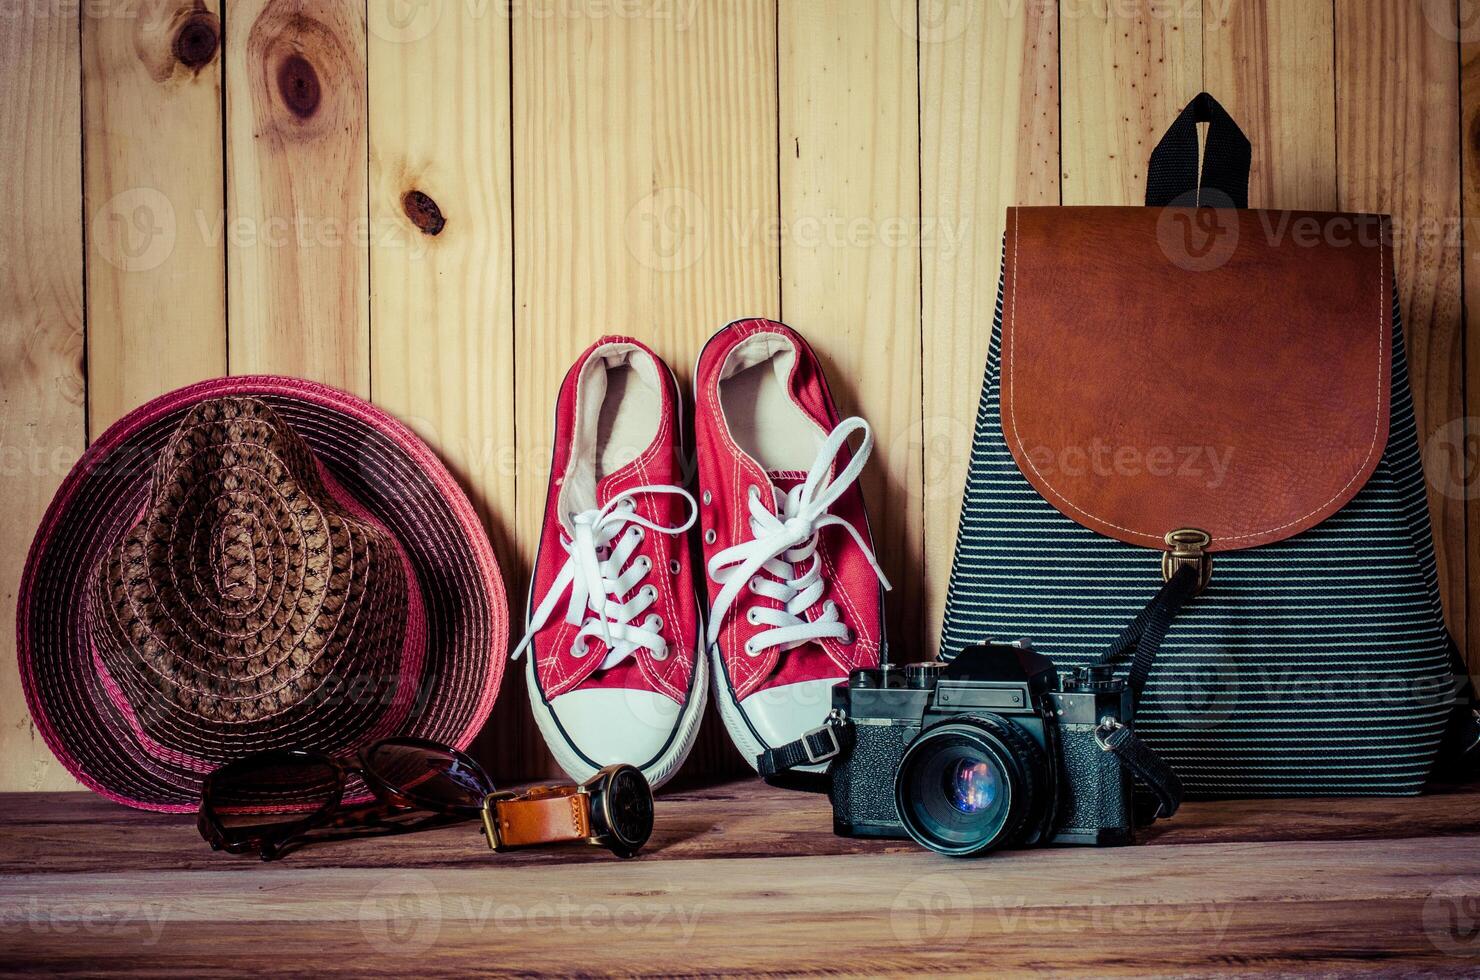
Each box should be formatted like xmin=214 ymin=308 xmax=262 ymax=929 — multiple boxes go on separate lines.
xmin=938 ymin=94 xmax=1463 ymax=797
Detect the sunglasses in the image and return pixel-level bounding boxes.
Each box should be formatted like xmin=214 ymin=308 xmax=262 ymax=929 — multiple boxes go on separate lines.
xmin=197 ymin=737 xmax=654 ymax=860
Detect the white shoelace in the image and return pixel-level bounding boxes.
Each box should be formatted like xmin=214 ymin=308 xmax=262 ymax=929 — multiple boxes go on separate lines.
xmin=705 ymin=417 xmax=891 ymax=657
xmin=513 ymin=485 xmax=698 ymax=669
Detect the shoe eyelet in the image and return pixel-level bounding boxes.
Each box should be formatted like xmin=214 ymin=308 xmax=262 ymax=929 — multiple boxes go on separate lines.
xmin=631 ymin=527 xmax=644 ymax=542
xmin=638 ymin=556 xmax=651 ymax=572
xmin=651 ymin=646 xmax=669 ymax=662
xmin=744 ymin=640 xmax=760 ymax=656
xmin=650 ymin=616 xmax=664 ymax=632
xmin=841 ymin=628 xmax=856 ymax=646
xmin=704 ymin=529 xmax=716 ymax=545
xmin=643 ymin=585 xmax=658 ymax=601
xmin=746 ymin=608 xmax=761 ymax=625
xmin=669 ymin=559 xmax=681 ymax=575
xmin=702 ymin=490 xmax=712 ymax=506
xmin=571 ymin=640 xmax=589 ymax=658
xmin=747 ymin=578 xmax=760 ymax=593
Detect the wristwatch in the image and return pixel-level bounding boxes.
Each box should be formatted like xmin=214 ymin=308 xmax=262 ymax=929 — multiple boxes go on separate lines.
xmin=480 ymin=763 xmax=654 ymax=858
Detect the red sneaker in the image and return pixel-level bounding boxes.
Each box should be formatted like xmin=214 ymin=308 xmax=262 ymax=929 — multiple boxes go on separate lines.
xmin=514 ymin=337 xmax=704 ymax=789
xmin=693 ymin=319 xmax=890 ymax=771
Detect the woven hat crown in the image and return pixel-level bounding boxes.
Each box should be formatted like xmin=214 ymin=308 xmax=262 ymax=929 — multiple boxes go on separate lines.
xmin=85 ymin=396 xmax=410 ymax=761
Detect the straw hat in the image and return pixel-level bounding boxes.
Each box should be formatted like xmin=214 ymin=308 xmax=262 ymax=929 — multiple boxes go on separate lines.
xmin=17 ymin=377 xmax=507 ymax=811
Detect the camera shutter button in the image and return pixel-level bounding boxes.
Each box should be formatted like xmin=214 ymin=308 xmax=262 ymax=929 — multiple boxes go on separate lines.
xmin=1082 ymin=664 xmax=1120 ymax=692
xmin=906 ymin=661 xmax=945 ymax=689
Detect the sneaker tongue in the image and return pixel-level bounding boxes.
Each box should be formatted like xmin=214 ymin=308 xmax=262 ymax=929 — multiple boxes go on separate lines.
xmin=766 ymin=469 xmax=808 ymax=494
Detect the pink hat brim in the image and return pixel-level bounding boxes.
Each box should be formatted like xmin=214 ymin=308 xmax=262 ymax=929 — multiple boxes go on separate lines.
xmin=17 ymin=376 xmax=507 ymax=812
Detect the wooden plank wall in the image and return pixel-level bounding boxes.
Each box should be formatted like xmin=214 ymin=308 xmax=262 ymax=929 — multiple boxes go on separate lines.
xmin=1 ymin=0 xmax=87 ymax=791
xmin=0 ymin=0 xmax=1471 ymax=790
xmin=84 ymin=0 xmax=228 ymax=432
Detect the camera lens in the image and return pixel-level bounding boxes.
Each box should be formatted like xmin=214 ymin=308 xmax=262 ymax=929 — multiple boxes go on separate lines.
xmin=894 ymin=717 xmax=1044 ymax=856
xmin=946 ymin=758 xmax=1001 ymax=814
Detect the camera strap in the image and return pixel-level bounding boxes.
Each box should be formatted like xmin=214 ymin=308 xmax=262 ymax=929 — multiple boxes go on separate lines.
xmin=1428 ymin=635 xmax=1480 ymax=781
xmin=1089 ymin=564 xmax=1201 ymax=820
xmin=756 ymin=710 xmax=852 ymax=792
xmin=757 ymin=567 xmax=1200 ymax=812
xmin=1096 ymin=718 xmax=1183 ymax=821
xmin=1096 ymin=564 xmax=1200 ymax=710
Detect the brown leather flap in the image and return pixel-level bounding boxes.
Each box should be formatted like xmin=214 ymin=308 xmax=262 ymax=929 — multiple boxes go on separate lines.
xmin=1000 ymin=206 xmax=1392 ymax=553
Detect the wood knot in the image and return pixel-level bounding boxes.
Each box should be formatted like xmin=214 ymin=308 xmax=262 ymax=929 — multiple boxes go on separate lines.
xmin=402 ymin=190 xmax=446 ymax=236
xmin=277 ymin=53 xmax=321 ymax=119
xmin=172 ymin=12 xmax=220 ymax=71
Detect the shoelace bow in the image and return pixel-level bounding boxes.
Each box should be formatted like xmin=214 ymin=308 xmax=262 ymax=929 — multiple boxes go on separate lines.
xmin=513 ymin=485 xmax=698 ymax=670
xmin=705 ymin=417 xmax=891 ymax=657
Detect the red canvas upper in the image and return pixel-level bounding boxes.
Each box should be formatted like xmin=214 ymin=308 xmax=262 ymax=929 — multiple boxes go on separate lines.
xmin=519 ymin=337 xmax=699 ymax=705
xmin=693 ymin=319 xmax=886 ymax=701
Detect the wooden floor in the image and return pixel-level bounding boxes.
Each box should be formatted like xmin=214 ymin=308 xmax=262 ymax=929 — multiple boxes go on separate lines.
xmin=3 ymin=780 xmax=1480 ymax=975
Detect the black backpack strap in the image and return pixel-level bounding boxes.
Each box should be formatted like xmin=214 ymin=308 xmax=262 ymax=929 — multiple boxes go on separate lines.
xmin=1145 ymin=92 xmax=1252 ymax=209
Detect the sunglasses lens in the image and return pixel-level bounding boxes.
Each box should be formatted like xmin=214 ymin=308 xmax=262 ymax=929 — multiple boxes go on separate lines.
xmin=364 ymin=740 xmax=489 ymax=812
xmin=208 ymin=753 xmax=341 ymax=831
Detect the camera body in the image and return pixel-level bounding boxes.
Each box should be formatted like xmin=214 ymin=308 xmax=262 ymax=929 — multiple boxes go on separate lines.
xmin=829 ymin=640 xmax=1135 ymax=855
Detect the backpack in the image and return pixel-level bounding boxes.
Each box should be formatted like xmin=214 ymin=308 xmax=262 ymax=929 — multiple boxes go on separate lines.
xmin=939 ymin=93 xmax=1460 ymax=797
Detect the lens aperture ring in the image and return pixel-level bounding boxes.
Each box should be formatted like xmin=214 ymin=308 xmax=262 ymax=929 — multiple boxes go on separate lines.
xmin=895 ymin=714 xmax=1050 ymax=856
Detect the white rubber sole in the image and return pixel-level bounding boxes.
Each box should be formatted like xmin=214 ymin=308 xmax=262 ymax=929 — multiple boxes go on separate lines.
xmin=707 ymin=645 xmax=829 ymax=775
xmin=525 ymin=637 xmax=708 ymax=790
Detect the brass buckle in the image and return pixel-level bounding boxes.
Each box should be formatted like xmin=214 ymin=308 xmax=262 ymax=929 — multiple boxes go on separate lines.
xmin=1162 ymin=528 xmax=1212 ymax=595
xmin=576 ymin=783 xmax=608 ymax=849
xmin=479 ymin=791 xmax=518 ymax=852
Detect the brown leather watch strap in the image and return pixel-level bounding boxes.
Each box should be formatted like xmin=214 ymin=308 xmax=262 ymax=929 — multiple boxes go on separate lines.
xmin=486 ymin=785 xmax=591 ymax=849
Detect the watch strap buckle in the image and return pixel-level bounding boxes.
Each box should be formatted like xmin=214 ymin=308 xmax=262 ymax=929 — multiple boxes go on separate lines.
xmin=479 ymin=790 xmax=519 ymax=851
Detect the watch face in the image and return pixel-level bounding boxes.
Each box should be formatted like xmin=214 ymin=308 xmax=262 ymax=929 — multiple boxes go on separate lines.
xmin=600 ymin=765 xmax=654 ymax=852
